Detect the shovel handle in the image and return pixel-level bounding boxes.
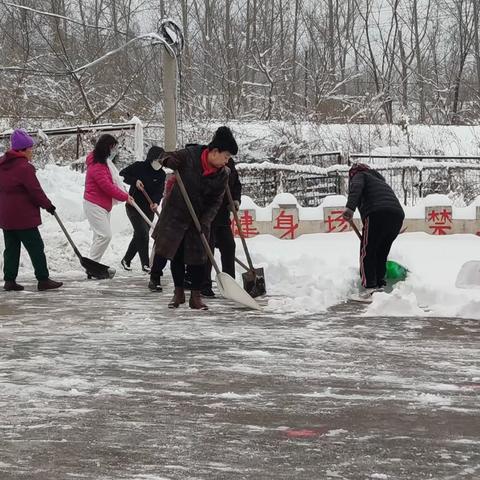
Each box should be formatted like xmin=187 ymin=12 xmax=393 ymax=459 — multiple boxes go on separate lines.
xmin=53 ymin=211 xmax=83 ymax=261
xmin=131 ymin=200 xmax=155 ymax=228
xmin=349 ymin=219 xmax=362 ymax=241
xmin=138 ymin=185 xmax=160 ymax=218
xmin=174 ymin=170 xmax=221 ymax=276
xmin=225 ymin=185 xmax=256 ymax=273
xmin=234 ymin=256 xmax=250 ymax=271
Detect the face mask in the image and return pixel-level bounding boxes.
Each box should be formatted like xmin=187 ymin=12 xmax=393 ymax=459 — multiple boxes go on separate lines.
xmin=151 ymin=159 xmax=162 ymax=170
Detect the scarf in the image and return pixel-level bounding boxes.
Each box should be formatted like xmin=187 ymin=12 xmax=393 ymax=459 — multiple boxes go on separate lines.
xmin=200 ymin=148 xmax=218 ymax=176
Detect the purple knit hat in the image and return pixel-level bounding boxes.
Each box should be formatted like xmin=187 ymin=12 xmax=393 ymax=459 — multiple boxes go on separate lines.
xmin=11 ymin=129 xmax=35 ymax=150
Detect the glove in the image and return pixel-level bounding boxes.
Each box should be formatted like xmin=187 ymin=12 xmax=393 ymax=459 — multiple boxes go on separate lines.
xmin=342 ymin=208 xmax=354 ymax=221
xmin=46 ymin=205 xmax=56 ymax=215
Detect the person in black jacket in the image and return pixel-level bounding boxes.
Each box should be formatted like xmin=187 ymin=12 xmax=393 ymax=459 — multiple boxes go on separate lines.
xmin=342 ymin=163 xmax=405 ymax=297
xmin=119 ymin=146 xmax=166 ymax=278
xmin=200 ymin=157 xmax=241 ymax=297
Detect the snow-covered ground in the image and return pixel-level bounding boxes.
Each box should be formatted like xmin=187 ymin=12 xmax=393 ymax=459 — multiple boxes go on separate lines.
xmin=2 ymin=164 xmax=480 ymax=320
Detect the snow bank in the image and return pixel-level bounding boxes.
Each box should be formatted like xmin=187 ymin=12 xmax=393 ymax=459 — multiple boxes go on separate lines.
xmin=246 ymin=231 xmax=480 ymax=319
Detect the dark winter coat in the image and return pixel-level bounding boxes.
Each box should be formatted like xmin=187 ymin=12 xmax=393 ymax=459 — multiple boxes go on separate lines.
xmin=213 ymin=158 xmax=242 ymax=226
xmin=0 ymin=150 xmax=53 ymax=230
xmin=119 ymin=160 xmax=166 ymax=213
xmin=152 ymin=145 xmax=229 ymax=265
xmin=346 ymin=169 xmax=404 ymax=220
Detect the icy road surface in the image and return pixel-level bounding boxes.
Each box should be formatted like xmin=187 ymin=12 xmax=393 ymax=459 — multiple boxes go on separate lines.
xmin=0 ymin=275 xmax=479 ymax=480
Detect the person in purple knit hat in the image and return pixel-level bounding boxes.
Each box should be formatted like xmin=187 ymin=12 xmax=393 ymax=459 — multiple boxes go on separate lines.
xmin=0 ymin=129 xmax=63 ymax=291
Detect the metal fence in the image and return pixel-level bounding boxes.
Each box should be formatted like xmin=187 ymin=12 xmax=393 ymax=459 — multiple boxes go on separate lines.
xmin=238 ymin=154 xmax=480 ymax=207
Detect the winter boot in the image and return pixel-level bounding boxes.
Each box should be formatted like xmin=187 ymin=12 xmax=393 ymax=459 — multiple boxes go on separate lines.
xmin=3 ymin=280 xmax=24 ymax=291
xmin=142 ymin=265 xmax=151 ymax=273
xmin=148 ymin=275 xmax=162 ymax=292
xmin=38 ymin=278 xmax=63 ymax=291
xmin=168 ymin=287 xmax=185 ymax=308
xmin=189 ymin=290 xmax=208 ymax=310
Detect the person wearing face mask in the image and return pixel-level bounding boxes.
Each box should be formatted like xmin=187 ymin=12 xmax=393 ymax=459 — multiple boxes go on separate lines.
xmin=83 ymin=134 xmax=133 ymax=268
xmin=119 ymin=146 xmax=166 ymax=278
xmin=151 ymin=126 xmax=237 ymax=310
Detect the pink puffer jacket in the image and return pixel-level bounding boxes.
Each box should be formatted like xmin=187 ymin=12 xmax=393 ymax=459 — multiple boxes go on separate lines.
xmin=83 ymin=152 xmax=128 ymax=211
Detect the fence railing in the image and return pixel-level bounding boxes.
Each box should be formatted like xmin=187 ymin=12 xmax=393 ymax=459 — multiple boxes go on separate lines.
xmin=238 ymin=154 xmax=480 ymax=206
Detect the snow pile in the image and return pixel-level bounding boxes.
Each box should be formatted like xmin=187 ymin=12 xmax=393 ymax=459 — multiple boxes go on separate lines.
xmin=2 ymin=165 xmax=480 ymax=321
xmin=246 ymin=231 xmax=480 ymax=319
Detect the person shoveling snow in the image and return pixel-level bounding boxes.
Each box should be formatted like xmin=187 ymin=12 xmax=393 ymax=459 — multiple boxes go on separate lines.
xmin=342 ymin=163 xmax=406 ymax=303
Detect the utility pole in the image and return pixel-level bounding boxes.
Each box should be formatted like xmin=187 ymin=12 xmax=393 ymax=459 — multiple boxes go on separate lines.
xmin=163 ymin=53 xmax=178 ymax=151
xmin=160 ymin=20 xmax=184 ymax=151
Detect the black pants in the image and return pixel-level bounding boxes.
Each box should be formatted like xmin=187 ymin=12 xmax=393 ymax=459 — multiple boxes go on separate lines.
xmin=150 ymin=254 xmax=167 ymax=281
xmin=360 ymin=210 xmax=404 ymax=288
xmin=203 ymin=224 xmax=236 ymax=288
xmin=3 ymin=228 xmax=49 ymax=281
xmin=124 ymin=204 xmax=153 ymax=267
xmin=171 ymin=239 xmax=204 ymax=290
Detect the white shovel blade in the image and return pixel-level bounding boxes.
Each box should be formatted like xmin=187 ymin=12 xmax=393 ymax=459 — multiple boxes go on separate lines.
xmin=455 ymin=261 xmax=480 ymax=289
xmin=215 ymin=272 xmax=262 ymax=310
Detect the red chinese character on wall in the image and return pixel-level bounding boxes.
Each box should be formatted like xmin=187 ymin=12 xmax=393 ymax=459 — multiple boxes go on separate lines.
xmin=231 ymin=210 xmax=259 ymax=238
xmin=325 ymin=210 xmax=349 ymax=232
xmin=428 ymin=208 xmax=452 ymax=235
xmin=273 ymin=210 xmax=299 ymax=239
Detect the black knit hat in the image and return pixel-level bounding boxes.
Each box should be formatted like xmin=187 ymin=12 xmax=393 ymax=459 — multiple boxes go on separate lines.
xmin=208 ymin=126 xmax=238 ymax=155
xmin=146 ymin=145 xmax=165 ymax=162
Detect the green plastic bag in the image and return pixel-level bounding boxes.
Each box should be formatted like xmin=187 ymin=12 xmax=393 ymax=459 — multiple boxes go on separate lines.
xmin=385 ymin=260 xmax=408 ymax=281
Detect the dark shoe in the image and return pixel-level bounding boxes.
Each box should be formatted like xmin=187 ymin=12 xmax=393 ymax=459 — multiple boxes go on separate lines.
xmin=200 ymin=287 xmax=215 ymax=298
xmin=142 ymin=265 xmax=151 ymax=273
xmin=3 ymin=281 xmax=24 ymax=291
xmin=121 ymin=258 xmax=132 ymax=271
xmin=189 ymin=290 xmax=208 ymax=310
xmin=168 ymin=287 xmax=185 ymax=308
xmin=38 ymin=278 xmax=63 ymax=291
xmin=148 ymin=276 xmax=162 ymax=292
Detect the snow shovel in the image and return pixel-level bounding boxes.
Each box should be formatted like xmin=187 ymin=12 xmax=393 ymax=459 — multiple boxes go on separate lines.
xmin=349 ymin=219 xmax=408 ymax=281
xmin=136 ymin=185 xmax=161 ymax=268
xmin=130 ymin=199 xmax=155 ymax=228
xmin=175 ymin=171 xmax=261 ymax=311
xmin=53 ymin=212 xmax=115 ymax=279
xmin=455 ymin=261 xmax=480 ymax=289
xmin=225 ymin=186 xmax=266 ymax=298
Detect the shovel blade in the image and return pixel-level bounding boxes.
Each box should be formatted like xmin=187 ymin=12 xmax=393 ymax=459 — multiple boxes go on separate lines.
xmin=385 ymin=260 xmax=408 ymax=281
xmin=80 ymin=257 xmax=116 ymax=280
xmin=216 ymin=272 xmax=261 ymax=310
xmin=241 ymin=268 xmax=266 ymax=298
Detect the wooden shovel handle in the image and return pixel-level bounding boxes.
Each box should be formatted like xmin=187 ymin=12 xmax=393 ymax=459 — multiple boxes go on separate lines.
xmin=225 ymin=185 xmax=256 ymax=273
xmin=138 ymin=185 xmax=160 ymax=218
xmin=174 ymin=170 xmax=221 ymax=275
xmin=349 ymin=219 xmax=362 ymax=241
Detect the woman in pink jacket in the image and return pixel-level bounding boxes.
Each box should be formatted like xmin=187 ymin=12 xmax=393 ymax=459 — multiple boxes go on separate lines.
xmin=83 ymin=134 xmax=133 ymax=266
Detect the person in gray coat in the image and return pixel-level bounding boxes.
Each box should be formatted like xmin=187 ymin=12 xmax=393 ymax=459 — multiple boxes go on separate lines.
xmin=342 ymin=163 xmax=405 ymax=296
